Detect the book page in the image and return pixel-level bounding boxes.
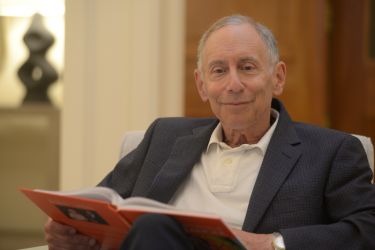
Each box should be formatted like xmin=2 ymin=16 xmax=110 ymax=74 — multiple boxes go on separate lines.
xmin=35 ymin=187 xmax=123 ymax=205
xmin=118 ymin=197 xmax=218 ymax=218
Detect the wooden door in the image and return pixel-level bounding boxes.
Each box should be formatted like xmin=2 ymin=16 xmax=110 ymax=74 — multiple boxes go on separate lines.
xmin=184 ymin=0 xmax=329 ymax=128
xmin=332 ymin=0 xmax=375 ymax=139
xmin=331 ymin=0 xmax=375 ymax=182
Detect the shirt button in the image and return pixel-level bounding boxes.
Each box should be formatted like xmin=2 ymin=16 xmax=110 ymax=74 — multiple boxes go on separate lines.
xmin=225 ymin=158 xmax=232 ymax=164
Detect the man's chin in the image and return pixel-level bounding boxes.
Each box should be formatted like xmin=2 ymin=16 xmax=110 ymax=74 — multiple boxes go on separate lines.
xmin=221 ymin=117 xmax=256 ymax=131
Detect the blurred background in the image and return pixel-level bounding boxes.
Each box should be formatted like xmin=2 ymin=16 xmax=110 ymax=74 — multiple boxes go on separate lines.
xmin=0 ymin=0 xmax=374 ymax=249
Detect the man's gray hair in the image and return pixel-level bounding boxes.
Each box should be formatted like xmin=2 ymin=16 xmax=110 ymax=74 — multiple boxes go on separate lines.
xmin=197 ymin=15 xmax=279 ymax=77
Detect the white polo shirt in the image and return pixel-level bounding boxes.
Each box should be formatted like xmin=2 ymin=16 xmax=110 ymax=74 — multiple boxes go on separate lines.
xmin=168 ymin=109 xmax=279 ymax=229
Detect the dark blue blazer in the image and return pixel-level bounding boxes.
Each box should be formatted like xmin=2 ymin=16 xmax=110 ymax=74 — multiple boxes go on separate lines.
xmin=98 ymin=98 xmax=375 ymax=250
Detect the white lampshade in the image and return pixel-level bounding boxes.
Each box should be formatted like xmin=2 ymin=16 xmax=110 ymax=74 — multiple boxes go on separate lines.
xmin=0 ymin=0 xmax=65 ymax=17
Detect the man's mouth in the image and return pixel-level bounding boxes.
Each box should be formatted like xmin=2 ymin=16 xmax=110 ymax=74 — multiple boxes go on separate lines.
xmin=222 ymin=101 xmax=250 ymax=106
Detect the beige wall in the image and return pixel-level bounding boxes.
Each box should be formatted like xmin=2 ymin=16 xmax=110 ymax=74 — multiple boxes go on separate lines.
xmin=61 ymin=0 xmax=186 ymax=190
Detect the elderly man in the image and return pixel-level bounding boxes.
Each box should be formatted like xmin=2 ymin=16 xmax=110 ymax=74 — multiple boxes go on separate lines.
xmin=45 ymin=15 xmax=375 ymax=250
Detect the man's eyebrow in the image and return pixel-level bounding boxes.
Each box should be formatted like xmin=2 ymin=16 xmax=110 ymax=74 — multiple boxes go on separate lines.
xmin=237 ymin=56 xmax=259 ymax=64
xmin=208 ymin=60 xmax=227 ymax=70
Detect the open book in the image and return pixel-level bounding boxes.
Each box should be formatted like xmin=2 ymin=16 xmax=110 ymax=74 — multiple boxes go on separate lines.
xmin=20 ymin=187 xmax=247 ymax=250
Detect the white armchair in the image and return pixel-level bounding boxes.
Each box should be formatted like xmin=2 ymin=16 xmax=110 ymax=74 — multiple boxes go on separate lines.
xmin=352 ymin=134 xmax=374 ymax=175
xmin=118 ymin=130 xmax=146 ymax=160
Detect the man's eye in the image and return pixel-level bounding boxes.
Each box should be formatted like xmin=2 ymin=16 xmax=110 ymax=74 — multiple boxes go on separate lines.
xmin=214 ymin=69 xmax=224 ymax=74
xmin=243 ymin=66 xmax=253 ymax=71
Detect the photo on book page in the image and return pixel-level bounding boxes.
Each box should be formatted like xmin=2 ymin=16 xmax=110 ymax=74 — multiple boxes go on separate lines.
xmin=55 ymin=205 xmax=109 ymax=225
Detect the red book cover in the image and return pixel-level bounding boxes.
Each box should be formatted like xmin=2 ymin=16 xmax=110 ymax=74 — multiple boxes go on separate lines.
xmin=20 ymin=188 xmax=130 ymax=249
xmin=20 ymin=187 xmax=247 ymax=250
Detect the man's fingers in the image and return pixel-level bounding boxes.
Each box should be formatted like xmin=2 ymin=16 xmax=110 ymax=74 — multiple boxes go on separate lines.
xmin=45 ymin=218 xmax=76 ymax=235
xmin=45 ymin=217 xmax=101 ymax=250
xmin=65 ymin=233 xmax=97 ymax=246
xmin=46 ymin=232 xmax=101 ymax=250
xmin=231 ymin=228 xmax=274 ymax=250
xmin=47 ymin=237 xmax=101 ymax=250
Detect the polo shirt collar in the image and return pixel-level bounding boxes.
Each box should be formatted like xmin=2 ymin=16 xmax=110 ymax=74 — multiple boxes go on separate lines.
xmin=206 ymin=108 xmax=280 ymax=154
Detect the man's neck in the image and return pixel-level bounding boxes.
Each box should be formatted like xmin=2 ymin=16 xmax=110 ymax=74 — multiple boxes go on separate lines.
xmin=222 ymin=123 xmax=271 ymax=148
xmin=221 ymin=112 xmax=275 ymax=148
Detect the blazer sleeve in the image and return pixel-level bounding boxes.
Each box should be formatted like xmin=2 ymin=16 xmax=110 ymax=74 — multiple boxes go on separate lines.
xmin=96 ymin=118 xmax=161 ymax=198
xmin=280 ymin=135 xmax=375 ymax=250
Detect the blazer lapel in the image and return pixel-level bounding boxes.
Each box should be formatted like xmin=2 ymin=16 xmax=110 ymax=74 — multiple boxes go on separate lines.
xmin=146 ymin=120 xmax=219 ymax=204
xmin=242 ymin=99 xmax=301 ymax=232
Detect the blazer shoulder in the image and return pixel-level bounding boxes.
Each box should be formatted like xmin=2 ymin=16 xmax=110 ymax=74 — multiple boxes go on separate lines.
xmin=292 ymin=121 xmax=358 ymax=147
xmin=141 ymin=117 xmax=218 ymax=145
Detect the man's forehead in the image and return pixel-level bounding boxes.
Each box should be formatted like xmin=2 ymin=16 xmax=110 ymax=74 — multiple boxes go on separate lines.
xmin=211 ymin=23 xmax=260 ymax=41
xmin=202 ymin=23 xmax=266 ymax=66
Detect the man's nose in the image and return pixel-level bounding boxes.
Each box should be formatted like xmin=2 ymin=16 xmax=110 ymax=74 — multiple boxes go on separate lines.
xmin=226 ymin=70 xmax=245 ymax=92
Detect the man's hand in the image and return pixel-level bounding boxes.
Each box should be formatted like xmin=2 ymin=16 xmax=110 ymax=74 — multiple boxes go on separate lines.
xmin=44 ymin=217 xmax=101 ymax=250
xmin=231 ymin=228 xmax=274 ymax=250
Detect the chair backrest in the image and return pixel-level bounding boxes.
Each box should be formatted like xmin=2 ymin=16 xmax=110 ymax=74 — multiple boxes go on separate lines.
xmin=352 ymin=134 xmax=374 ymax=176
xmin=119 ymin=131 xmax=374 ymax=182
xmin=119 ymin=130 xmax=146 ymax=160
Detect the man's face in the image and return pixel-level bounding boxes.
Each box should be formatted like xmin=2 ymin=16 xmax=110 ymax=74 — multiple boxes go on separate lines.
xmin=195 ymin=23 xmax=285 ymax=132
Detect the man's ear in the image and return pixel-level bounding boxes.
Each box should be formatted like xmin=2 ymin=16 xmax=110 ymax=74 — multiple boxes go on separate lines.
xmin=272 ymin=61 xmax=286 ymax=96
xmin=194 ymin=69 xmax=208 ymax=102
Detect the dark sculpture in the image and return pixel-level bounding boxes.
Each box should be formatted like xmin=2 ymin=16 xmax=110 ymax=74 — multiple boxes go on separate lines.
xmin=18 ymin=14 xmax=58 ymax=105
